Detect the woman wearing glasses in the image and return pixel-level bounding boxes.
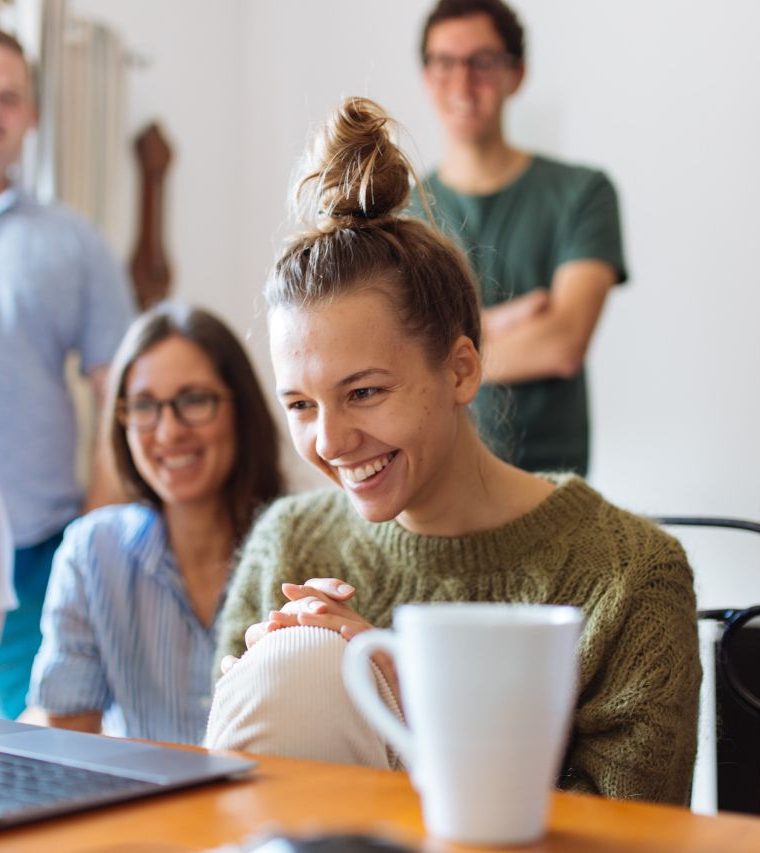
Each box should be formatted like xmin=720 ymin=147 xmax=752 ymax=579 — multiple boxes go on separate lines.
xmin=28 ymin=303 xmax=282 ymax=744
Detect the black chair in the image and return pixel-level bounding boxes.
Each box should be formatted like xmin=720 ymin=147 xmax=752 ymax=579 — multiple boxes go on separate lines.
xmin=654 ymin=516 xmax=760 ymax=815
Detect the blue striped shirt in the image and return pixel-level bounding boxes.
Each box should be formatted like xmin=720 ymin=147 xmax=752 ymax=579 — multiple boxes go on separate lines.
xmin=28 ymin=504 xmax=221 ymax=744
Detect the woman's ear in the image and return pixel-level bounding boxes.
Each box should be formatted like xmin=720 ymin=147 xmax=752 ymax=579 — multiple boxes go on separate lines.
xmin=447 ymin=335 xmax=482 ymax=405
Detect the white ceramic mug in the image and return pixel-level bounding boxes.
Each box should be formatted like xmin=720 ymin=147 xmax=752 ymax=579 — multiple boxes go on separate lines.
xmin=343 ymin=602 xmax=583 ymax=846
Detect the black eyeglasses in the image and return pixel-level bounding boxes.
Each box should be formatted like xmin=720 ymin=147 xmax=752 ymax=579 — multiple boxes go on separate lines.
xmin=118 ymin=389 xmax=231 ymax=431
xmin=423 ymin=49 xmax=516 ymax=82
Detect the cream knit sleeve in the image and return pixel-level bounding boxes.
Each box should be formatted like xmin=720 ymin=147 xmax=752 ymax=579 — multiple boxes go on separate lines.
xmin=560 ymin=544 xmax=701 ymax=805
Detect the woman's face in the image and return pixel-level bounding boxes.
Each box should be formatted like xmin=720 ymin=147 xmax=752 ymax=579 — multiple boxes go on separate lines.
xmin=123 ymin=335 xmax=236 ymax=513
xmin=270 ymin=289 xmax=474 ymax=525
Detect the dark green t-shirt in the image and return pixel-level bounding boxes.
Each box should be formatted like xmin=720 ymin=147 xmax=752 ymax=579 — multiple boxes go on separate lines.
xmin=410 ymin=155 xmax=627 ymax=474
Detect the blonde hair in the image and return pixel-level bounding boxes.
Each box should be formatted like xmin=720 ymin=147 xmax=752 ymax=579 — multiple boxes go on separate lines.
xmin=266 ymin=97 xmax=481 ymax=365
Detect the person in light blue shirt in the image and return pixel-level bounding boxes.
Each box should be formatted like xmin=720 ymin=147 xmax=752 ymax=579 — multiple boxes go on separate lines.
xmin=28 ymin=303 xmax=283 ymax=743
xmin=0 ymin=30 xmax=135 ymax=718
xmin=31 ymin=504 xmax=217 ymax=742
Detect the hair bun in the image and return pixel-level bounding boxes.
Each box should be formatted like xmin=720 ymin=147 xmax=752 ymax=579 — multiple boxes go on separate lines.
xmin=296 ymin=97 xmax=412 ymax=229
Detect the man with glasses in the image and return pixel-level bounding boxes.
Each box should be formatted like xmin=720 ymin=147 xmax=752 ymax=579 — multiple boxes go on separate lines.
xmin=0 ymin=31 xmax=134 ymax=719
xmin=413 ymin=0 xmax=627 ymax=476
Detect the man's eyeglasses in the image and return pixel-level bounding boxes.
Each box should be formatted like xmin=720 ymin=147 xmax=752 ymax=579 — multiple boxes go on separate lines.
xmin=118 ymin=389 xmax=231 ymax=431
xmin=423 ymin=49 xmax=516 ymax=82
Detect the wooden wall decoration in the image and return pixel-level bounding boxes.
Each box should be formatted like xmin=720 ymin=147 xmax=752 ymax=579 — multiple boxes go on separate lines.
xmin=130 ymin=123 xmax=172 ymax=309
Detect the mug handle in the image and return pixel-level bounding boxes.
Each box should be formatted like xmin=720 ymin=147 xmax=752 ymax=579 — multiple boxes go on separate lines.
xmin=342 ymin=629 xmax=414 ymax=765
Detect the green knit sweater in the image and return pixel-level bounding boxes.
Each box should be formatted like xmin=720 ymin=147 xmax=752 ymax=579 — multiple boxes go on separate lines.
xmin=216 ymin=475 xmax=700 ymax=805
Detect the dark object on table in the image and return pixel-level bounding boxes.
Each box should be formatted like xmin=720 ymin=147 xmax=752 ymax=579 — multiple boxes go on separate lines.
xmin=252 ymin=834 xmax=416 ymax=853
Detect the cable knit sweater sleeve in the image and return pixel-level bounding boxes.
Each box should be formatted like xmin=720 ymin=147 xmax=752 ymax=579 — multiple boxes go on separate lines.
xmin=558 ymin=525 xmax=701 ymax=805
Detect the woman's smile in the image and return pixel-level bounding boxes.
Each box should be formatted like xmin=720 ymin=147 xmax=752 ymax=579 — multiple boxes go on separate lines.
xmin=336 ymin=450 xmax=399 ymax=488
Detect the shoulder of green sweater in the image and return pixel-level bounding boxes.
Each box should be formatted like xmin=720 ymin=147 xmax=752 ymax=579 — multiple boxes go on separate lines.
xmin=544 ymin=474 xmax=694 ymax=582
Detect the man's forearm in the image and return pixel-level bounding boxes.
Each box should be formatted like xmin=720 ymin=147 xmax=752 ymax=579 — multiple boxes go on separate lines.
xmin=481 ymin=310 xmax=586 ymax=384
xmin=480 ymin=260 xmax=615 ymax=385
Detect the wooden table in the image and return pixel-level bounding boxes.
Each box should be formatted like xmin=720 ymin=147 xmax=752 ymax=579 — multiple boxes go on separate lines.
xmin=2 ymin=751 xmax=760 ymax=852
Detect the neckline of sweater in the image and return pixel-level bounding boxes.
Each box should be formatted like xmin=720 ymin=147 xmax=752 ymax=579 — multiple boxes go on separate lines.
xmin=351 ymin=474 xmax=600 ymax=560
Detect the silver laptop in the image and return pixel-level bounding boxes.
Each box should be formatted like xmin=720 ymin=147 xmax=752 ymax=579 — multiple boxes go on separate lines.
xmin=0 ymin=718 xmax=257 ymax=827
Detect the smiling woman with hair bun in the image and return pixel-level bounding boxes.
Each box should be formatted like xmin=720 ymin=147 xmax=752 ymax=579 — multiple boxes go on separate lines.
xmin=207 ymin=97 xmax=700 ymax=806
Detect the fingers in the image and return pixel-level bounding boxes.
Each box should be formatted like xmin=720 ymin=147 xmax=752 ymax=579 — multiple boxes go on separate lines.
xmin=482 ymin=289 xmax=551 ymax=336
xmin=266 ymin=610 xmax=300 ymax=628
xmin=220 ymin=655 xmax=239 ymax=675
xmin=280 ymin=587 xmax=357 ymax=621
xmin=339 ymin=622 xmax=371 ymax=641
xmin=244 ymin=621 xmax=270 ymax=649
xmin=230 ymin=611 xmax=371 ymax=677
xmin=528 ymin=288 xmax=551 ymax=316
xmin=304 ymin=578 xmax=356 ymax=599
xmin=279 ymin=596 xmax=328 ymax=616
xmin=527 ymin=286 xmax=550 ymax=307
xmin=282 ymin=579 xmax=355 ymax=602
xmin=296 ymin=611 xmax=371 ymax=637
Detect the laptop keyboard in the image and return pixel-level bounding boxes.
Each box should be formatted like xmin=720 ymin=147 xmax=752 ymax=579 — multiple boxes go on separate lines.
xmin=0 ymin=752 xmax=153 ymax=820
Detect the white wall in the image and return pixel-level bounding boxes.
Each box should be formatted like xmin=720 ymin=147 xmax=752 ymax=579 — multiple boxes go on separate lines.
xmin=508 ymin=1 xmax=760 ymax=608
xmin=70 ymin=0 xmax=307 ymax=483
xmin=70 ymin=1 xmax=760 ymax=609
xmin=71 ymin=0 xmax=246 ymax=310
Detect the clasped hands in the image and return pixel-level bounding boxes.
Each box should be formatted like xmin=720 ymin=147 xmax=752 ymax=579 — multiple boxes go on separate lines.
xmin=220 ymin=578 xmax=372 ymax=675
